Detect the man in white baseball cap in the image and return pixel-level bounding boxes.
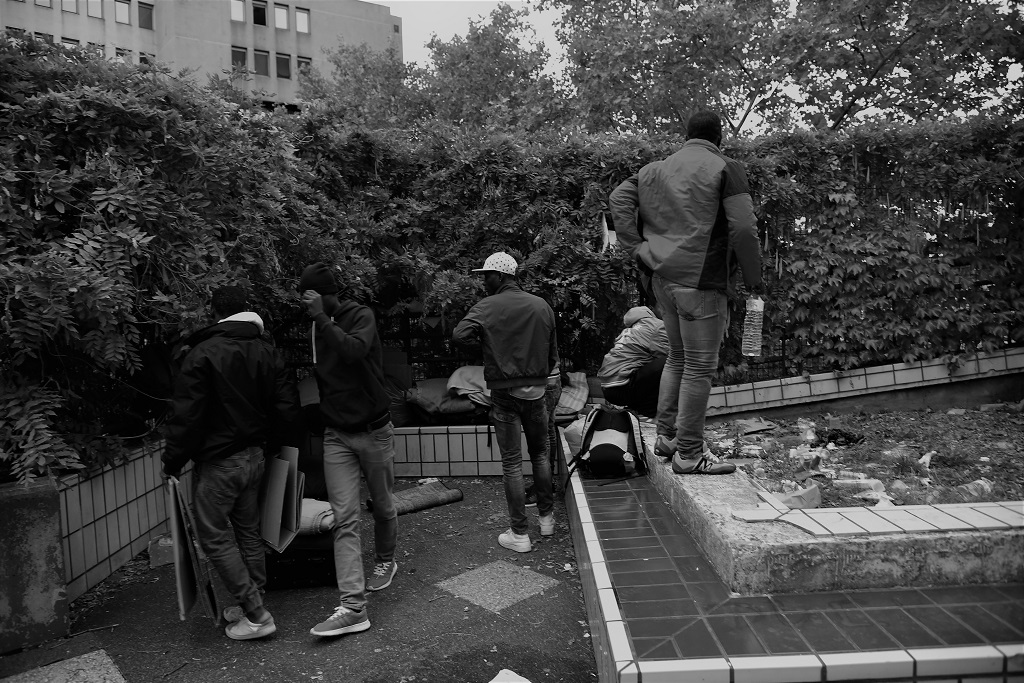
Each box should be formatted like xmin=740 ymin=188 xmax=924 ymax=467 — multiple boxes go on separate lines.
xmin=454 ymin=252 xmax=559 ymax=552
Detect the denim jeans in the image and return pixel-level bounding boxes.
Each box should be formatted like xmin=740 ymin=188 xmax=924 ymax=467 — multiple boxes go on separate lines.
xmin=192 ymin=447 xmax=266 ymax=613
xmin=491 ymin=388 xmax=552 ymax=534
xmin=653 ymin=277 xmax=728 ymax=459
xmin=323 ymin=424 xmax=397 ymax=612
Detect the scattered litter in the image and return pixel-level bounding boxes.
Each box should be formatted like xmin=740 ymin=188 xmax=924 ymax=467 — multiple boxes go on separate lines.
xmin=777 ymin=483 xmax=821 ymax=509
xmin=918 ymin=451 xmax=935 ymax=468
xmin=955 ymin=478 xmax=993 ymax=500
xmin=735 ymin=417 xmax=777 ymax=435
xmin=947 ymin=408 xmax=966 ymax=415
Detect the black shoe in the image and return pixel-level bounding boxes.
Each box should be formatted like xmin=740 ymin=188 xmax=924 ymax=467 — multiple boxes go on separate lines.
xmin=525 ymin=487 xmax=537 ymax=507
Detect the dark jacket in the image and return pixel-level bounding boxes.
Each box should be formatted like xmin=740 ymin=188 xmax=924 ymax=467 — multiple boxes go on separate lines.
xmin=310 ymin=299 xmax=391 ymax=430
xmin=163 ymin=320 xmax=300 ymax=475
xmin=609 ymin=138 xmax=762 ymax=291
xmin=451 ymin=282 xmax=559 ymax=389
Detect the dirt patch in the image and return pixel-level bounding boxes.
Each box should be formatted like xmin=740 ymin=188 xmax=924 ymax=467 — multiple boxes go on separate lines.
xmin=705 ymin=403 xmax=1024 ymax=508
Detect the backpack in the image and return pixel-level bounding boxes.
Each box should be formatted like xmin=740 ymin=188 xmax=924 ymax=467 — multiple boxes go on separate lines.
xmin=566 ymin=405 xmax=650 ymax=481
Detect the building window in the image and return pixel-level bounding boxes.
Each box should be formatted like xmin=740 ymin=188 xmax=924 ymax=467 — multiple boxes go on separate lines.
xmin=138 ymin=2 xmax=153 ymax=29
xmin=274 ymin=4 xmax=287 ymax=29
xmin=252 ymin=0 xmax=267 ymax=25
xmin=114 ymin=0 xmax=130 ymax=24
xmin=7 ymin=27 xmax=28 ymax=36
xmin=295 ymin=7 xmax=308 ymax=33
xmin=139 ymin=52 xmax=154 ymax=65
xmin=276 ymin=52 xmax=290 ymax=79
xmin=86 ymin=41 xmax=102 ymax=54
xmin=35 ymin=0 xmax=52 ymax=7
xmin=61 ymin=37 xmax=79 ymax=47
xmin=230 ymin=0 xmax=243 ymax=22
xmin=34 ymin=31 xmax=53 ymax=41
xmin=62 ymin=0 xmax=76 ymax=13
xmin=297 ymin=56 xmax=311 ymax=72
xmin=253 ymin=49 xmax=269 ymax=76
xmin=393 ymin=24 xmax=399 ymax=33
xmin=87 ymin=0 xmax=101 ymax=17
xmin=231 ymin=46 xmax=246 ymax=70
xmin=115 ymin=46 xmax=130 ymax=62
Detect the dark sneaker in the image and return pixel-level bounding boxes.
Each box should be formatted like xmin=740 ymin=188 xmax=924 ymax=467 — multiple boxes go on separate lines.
xmin=310 ymin=606 xmax=371 ymax=637
xmin=654 ymin=435 xmax=676 ymax=460
xmin=524 ymin=486 xmax=537 ymax=507
xmin=498 ymin=528 xmax=532 ymax=552
xmin=366 ymin=561 xmax=398 ymax=592
xmin=222 ymin=606 xmax=244 ymax=624
xmin=225 ymin=615 xmax=276 ymax=640
xmin=672 ymin=451 xmax=736 ymax=475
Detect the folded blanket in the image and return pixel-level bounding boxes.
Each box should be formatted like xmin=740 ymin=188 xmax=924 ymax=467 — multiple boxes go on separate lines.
xmin=448 ymin=365 xmax=491 ymax=405
xmin=556 ymin=371 xmax=589 ymax=415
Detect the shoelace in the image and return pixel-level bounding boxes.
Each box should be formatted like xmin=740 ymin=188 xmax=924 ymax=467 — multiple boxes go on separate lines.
xmin=328 ymin=605 xmax=352 ymax=620
xmin=372 ymin=563 xmax=390 ymax=577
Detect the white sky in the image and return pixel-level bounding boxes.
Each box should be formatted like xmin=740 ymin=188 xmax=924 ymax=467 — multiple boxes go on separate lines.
xmin=382 ymin=0 xmax=564 ymax=71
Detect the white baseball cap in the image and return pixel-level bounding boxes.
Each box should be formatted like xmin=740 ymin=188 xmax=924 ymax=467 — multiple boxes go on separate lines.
xmin=471 ymin=252 xmax=518 ymax=275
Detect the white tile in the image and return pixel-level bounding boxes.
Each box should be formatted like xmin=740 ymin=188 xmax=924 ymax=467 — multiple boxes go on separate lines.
xmin=969 ymin=504 xmax=1024 ymax=527
xmin=998 ymin=643 xmax=1024 ymax=673
xmin=730 ymin=654 xmax=823 ymax=683
xmin=592 ymin=562 xmax=611 ymax=590
xmin=779 ymin=511 xmax=831 ymax=536
xmin=598 ymin=588 xmax=621 ymax=622
xmin=802 ymin=511 xmax=868 ymax=536
xmin=872 ymin=509 xmax=939 ymax=532
xmin=605 ymin=620 xmax=633 ymax=662
xmin=586 ymin=540 xmax=606 ymax=564
xmin=581 ymin=521 xmax=598 ymax=543
xmin=908 ymin=645 xmax=1004 ymax=676
xmin=819 ymin=649 xmax=914 ymax=681
xmin=638 ymin=658 xmax=730 ymax=683
xmin=732 ymin=508 xmax=784 ymax=522
xmin=940 ymin=506 xmax=1011 ymax=530
xmin=902 ymin=506 xmax=975 ymax=531
xmin=616 ymin=661 xmax=638 ymax=683
xmin=578 ymin=507 xmax=593 ymax=524
xmin=837 ymin=509 xmax=902 ymax=534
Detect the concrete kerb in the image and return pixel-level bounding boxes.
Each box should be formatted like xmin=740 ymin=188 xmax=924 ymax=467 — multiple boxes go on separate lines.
xmin=638 ymin=427 xmax=1024 ymax=594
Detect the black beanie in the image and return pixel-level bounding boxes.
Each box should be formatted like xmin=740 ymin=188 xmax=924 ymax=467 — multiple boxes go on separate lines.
xmin=298 ymin=262 xmax=338 ymax=295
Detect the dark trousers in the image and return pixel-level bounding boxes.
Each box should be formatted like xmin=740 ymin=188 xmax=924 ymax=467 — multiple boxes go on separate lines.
xmin=602 ymin=355 xmax=666 ymax=418
xmin=193 ymin=447 xmax=266 ymax=613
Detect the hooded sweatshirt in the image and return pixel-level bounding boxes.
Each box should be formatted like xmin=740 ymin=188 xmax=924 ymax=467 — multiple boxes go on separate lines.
xmin=163 ymin=317 xmax=300 ymax=474
xmin=598 ymin=307 xmax=669 ymax=388
xmin=309 ymin=299 xmax=391 ymax=430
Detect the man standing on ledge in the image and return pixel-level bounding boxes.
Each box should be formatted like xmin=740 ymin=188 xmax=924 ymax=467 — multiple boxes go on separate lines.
xmin=609 ymin=110 xmax=762 ymax=475
xmin=298 ymin=262 xmax=399 ymax=638
xmin=452 ymin=252 xmax=559 ymax=552
xmin=163 ymin=285 xmax=300 ymax=641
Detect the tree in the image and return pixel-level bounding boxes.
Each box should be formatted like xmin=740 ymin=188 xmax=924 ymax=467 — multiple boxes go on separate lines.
xmin=542 ymin=0 xmax=1024 ymax=134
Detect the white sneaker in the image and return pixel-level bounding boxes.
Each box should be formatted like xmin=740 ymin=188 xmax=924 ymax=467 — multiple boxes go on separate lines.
xmin=498 ymin=528 xmax=532 ymax=553
xmin=539 ymin=514 xmax=555 ymax=537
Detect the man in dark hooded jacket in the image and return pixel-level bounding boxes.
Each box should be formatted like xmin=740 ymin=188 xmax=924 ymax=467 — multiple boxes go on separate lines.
xmin=163 ymin=285 xmax=300 ymax=641
xmin=297 ymin=263 xmax=399 ymax=640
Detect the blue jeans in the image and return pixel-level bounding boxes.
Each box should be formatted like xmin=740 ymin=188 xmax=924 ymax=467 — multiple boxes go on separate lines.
xmin=192 ymin=447 xmax=266 ymax=613
xmin=491 ymin=389 xmax=552 ymax=534
xmin=323 ymin=424 xmax=398 ymax=612
xmin=654 ymin=278 xmax=728 ymax=459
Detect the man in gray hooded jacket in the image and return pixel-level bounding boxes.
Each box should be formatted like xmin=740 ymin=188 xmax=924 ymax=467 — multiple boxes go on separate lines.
xmin=597 ymin=306 xmax=668 ymax=418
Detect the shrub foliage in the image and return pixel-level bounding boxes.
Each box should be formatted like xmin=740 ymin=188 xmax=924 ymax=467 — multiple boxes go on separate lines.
xmin=1 ymin=38 xmax=1021 ymax=483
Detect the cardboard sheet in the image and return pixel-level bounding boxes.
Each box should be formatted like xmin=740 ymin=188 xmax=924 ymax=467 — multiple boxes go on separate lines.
xmin=168 ymin=477 xmax=219 ymax=622
xmin=260 ymin=446 xmax=305 ymax=553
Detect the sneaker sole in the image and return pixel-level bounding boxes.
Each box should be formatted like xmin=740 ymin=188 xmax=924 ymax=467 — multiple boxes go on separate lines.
xmin=225 ymin=621 xmax=276 ymax=640
xmin=366 ymin=570 xmax=396 ymax=592
xmin=310 ymin=619 xmax=371 ymax=637
xmin=540 ymin=527 xmax=554 ymax=537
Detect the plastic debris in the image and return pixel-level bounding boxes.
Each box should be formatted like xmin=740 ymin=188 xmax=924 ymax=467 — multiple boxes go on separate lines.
xmin=778 ymin=482 xmax=821 ymax=509
xmin=955 ymin=478 xmax=993 ymax=500
xmin=488 ymin=670 xmax=532 ymax=683
xmin=735 ymin=417 xmax=777 ymax=435
xmin=918 ymin=451 xmax=935 ymax=468
xmin=947 ymin=408 xmax=966 ymax=415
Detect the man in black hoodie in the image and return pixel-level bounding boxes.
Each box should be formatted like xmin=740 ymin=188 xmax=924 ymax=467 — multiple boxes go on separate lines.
xmin=297 ymin=263 xmax=399 ymax=639
xmin=163 ymin=285 xmax=300 ymax=641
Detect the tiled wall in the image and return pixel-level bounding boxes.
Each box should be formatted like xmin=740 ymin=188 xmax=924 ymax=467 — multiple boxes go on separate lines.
xmin=57 ymin=442 xmax=180 ymax=602
xmin=392 ymin=425 xmax=531 ymax=478
xmin=708 ymin=347 xmax=1024 ymax=415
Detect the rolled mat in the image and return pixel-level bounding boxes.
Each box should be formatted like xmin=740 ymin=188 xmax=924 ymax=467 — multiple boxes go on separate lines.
xmin=367 ymin=481 xmax=463 ymax=515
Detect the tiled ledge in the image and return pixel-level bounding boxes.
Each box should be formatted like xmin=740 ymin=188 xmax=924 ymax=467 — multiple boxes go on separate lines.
xmin=635 ymin=422 xmax=1024 ymax=594
xmin=392 ymin=425 xmax=532 ymax=478
xmin=708 ymin=347 xmax=1024 ymax=415
xmin=563 ymin=467 xmax=1024 ymax=683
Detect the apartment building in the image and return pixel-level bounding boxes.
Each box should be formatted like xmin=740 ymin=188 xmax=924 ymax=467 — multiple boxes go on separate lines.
xmin=0 ymin=0 xmax=403 ymax=106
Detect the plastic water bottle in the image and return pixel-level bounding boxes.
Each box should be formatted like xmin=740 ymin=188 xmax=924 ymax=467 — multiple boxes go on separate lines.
xmin=742 ymin=296 xmax=764 ymax=357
